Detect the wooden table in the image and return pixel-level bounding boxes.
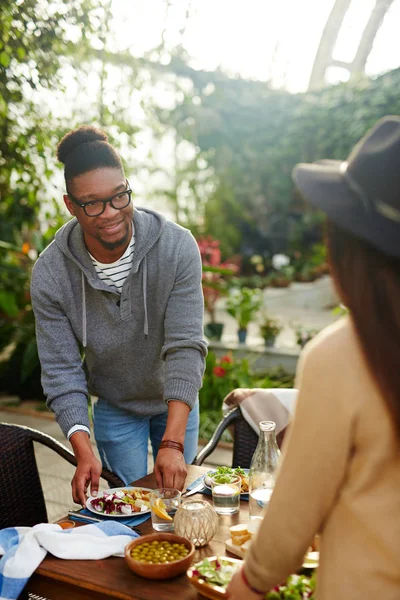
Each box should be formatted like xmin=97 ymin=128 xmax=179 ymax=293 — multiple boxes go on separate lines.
xmin=25 ymin=465 xmax=249 ymax=600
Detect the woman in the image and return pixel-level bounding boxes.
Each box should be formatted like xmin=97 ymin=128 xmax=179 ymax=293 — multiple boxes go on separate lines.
xmin=227 ymin=116 xmax=400 ymax=599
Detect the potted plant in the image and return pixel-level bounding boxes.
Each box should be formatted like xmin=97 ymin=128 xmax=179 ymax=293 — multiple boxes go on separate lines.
xmin=294 ymin=324 xmax=320 ymax=348
xmin=226 ymin=287 xmax=262 ymax=344
xmin=259 ymin=314 xmax=282 ymax=347
xmin=197 ymin=237 xmax=237 ymax=341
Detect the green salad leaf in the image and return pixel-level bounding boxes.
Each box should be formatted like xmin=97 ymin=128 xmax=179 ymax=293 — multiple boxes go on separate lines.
xmin=266 ymin=573 xmax=316 ymax=599
xmin=192 ymin=557 xmax=240 ymax=588
xmin=211 ymin=466 xmax=247 ymax=484
xmin=192 ymin=557 xmax=316 ymax=599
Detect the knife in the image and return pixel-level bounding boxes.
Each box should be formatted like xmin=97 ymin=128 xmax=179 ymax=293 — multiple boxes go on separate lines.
xmin=182 ymin=481 xmax=207 ymax=497
xmin=68 ymin=510 xmax=103 ymax=523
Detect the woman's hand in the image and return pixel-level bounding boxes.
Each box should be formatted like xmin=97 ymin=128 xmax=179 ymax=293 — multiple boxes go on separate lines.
xmin=226 ymin=569 xmax=265 ymax=600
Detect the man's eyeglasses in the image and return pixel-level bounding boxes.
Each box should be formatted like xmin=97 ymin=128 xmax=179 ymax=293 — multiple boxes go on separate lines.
xmin=68 ymin=181 xmax=132 ymax=217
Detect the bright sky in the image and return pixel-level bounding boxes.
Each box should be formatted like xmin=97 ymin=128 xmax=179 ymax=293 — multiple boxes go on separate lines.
xmin=109 ymin=0 xmax=400 ymax=93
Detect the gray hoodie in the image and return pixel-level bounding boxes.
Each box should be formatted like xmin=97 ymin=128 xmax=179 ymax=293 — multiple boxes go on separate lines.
xmin=30 ymin=207 xmax=207 ymax=438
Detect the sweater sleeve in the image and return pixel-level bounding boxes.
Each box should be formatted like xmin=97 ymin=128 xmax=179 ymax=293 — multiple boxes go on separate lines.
xmin=161 ymin=230 xmax=207 ymax=408
xmin=30 ymin=259 xmax=90 ymax=438
xmin=244 ymin=328 xmax=358 ymax=591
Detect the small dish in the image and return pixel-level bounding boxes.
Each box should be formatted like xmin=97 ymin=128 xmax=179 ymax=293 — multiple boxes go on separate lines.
xmin=187 ymin=556 xmax=242 ymax=599
xmin=57 ymin=519 xmax=76 ymax=530
xmin=125 ymin=533 xmax=194 ymax=580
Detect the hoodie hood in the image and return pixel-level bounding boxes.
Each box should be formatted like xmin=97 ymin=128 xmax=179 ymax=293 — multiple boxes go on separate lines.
xmin=52 ymin=207 xmax=167 ymax=344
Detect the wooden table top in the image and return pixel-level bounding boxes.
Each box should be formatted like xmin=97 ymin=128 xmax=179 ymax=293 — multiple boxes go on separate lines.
xmin=26 ymin=465 xmax=250 ymax=600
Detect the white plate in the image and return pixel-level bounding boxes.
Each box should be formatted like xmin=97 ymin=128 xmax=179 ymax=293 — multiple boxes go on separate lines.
xmin=204 ymin=469 xmax=250 ymax=495
xmin=86 ymin=486 xmax=153 ymax=518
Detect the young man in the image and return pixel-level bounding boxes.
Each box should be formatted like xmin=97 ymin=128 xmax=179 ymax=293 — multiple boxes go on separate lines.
xmin=31 ymin=125 xmax=207 ymax=505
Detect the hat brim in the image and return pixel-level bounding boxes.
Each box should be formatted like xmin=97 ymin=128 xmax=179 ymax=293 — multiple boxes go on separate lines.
xmin=293 ymin=161 xmax=400 ymax=259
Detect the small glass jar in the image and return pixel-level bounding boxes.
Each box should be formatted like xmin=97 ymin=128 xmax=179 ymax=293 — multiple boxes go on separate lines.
xmin=57 ymin=519 xmax=76 ymax=530
xmin=174 ymin=499 xmax=218 ymax=547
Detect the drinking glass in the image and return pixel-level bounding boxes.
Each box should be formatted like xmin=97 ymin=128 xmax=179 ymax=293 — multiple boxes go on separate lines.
xmin=210 ymin=474 xmax=241 ymax=515
xmin=149 ymin=488 xmax=181 ymax=532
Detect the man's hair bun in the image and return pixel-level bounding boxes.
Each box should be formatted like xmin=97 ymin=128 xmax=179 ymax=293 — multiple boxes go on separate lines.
xmin=57 ymin=126 xmax=108 ymax=164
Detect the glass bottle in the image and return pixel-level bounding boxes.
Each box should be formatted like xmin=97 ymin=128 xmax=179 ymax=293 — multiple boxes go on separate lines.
xmin=248 ymin=420 xmax=281 ymax=520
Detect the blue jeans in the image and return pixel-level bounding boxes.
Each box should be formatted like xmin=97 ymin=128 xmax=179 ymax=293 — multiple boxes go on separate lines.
xmin=93 ymin=399 xmax=199 ymax=484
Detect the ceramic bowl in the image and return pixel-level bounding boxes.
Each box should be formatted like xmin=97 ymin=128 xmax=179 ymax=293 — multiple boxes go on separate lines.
xmin=124 ymin=533 xmax=195 ymax=580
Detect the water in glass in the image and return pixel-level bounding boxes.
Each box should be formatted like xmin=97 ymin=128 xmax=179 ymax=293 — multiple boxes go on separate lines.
xmin=150 ymin=488 xmax=181 ymax=532
xmin=211 ymin=474 xmax=241 ymax=515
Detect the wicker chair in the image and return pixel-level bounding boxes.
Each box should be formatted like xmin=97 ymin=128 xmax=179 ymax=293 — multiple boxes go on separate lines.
xmin=193 ymin=407 xmax=288 ymax=469
xmin=0 ymin=422 xmax=124 ymax=529
xmin=193 ymin=407 xmax=259 ymax=468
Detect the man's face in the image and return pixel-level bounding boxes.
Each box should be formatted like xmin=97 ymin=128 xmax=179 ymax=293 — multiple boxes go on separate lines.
xmin=64 ymin=167 xmax=133 ymax=253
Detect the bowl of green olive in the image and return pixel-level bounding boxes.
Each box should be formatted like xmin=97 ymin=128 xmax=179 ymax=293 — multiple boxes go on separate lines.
xmin=124 ymin=533 xmax=195 ymax=580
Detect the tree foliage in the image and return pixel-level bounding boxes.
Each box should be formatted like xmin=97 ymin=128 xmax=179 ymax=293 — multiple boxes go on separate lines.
xmin=0 ymin=0 xmax=104 ymax=398
xmin=0 ymin=0 xmax=104 ymax=241
xmin=161 ymin=64 xmax=400 ymax=255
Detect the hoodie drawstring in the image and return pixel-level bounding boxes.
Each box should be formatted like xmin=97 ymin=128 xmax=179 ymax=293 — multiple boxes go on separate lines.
xmin=81 ymin=272 xmax=87 ymax=349
xmin=143 ymin=255 xmax=148 ymax=339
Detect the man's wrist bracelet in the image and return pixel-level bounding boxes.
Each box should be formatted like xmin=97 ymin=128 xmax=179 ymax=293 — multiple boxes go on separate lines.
xmin=240 ymin=568 xmax=265 ymax=595
xmin=159 ymin=440 xmax=184 ymax=453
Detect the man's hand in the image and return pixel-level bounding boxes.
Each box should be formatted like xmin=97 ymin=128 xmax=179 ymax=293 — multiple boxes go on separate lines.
xmin=70 ymin=431 xmax=102 ymax=506
xmin=155 ymin=400 xmax=190 ymax=490
xmin=154 ymin=448 xmax=187 ymax=490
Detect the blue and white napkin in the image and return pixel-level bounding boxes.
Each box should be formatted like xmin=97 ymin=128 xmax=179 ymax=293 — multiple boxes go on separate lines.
xmin=0 ymin=521 xmax=138 ymax=600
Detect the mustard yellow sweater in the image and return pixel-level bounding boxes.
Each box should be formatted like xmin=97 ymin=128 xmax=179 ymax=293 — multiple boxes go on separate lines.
xmin=245 ymin=317 xmax=400 ymax=599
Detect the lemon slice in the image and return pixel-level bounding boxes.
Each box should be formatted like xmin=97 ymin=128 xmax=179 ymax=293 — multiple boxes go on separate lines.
xmin=152 ymin=498 xmax=173 ymax=521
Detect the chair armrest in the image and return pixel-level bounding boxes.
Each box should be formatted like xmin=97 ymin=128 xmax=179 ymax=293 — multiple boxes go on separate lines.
xmin=8 ymin=423 xmax=124 ymax=488
xmin=192 ymin=407 xmax=240 ymax=465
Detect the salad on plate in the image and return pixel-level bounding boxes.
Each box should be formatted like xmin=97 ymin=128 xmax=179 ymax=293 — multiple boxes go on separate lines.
xmin=87 ymin=487 xmax=151 ymax=516
xmin=205 ymin=466 xmax=249 ymax=494
xmin=188 ymin=557 xmax=316 ymax=599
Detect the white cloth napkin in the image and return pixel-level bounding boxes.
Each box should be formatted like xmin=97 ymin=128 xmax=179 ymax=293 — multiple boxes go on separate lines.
xmin=0 ymin=521 xmax=138 ymax=600
xmin=223 ymin=388 xmax=298 ymax=434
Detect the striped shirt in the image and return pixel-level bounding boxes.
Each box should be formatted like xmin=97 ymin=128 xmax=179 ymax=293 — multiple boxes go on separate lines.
xmin=89 ymin=229 xmax=135 ymax=294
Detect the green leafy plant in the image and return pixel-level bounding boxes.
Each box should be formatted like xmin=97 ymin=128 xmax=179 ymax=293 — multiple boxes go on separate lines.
xmin=197 ymin=237 xmax=238 ymax=324
xmin=294 ymin=324 xmax=320 ymax=349
xmin=226 ymin=287 xmax=262 ymax=331
xmin=198 ymin=352 xmax=294 ymax=441
xmin=260 ymin=315 xmax=283 ymax=345
xmin=332 ymin=304 xmax=349 ymax=317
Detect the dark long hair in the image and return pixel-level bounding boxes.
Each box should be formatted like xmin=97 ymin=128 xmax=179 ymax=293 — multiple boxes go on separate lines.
xmin=327 ymin=220 xmax=400 ymax=438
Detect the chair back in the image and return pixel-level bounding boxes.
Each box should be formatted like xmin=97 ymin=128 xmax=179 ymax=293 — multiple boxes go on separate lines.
xmin=0 ymin=423 xmax=48 ymax=528
xmin=231 ymin=411 xmax=259 ymax=468
xmin=194 ymin=387 xmax=298 ymax=469
xmin=0 ymin=422 xmax=124 ymax=529
xmin=193 ymin=407 xmax=259 ymax=469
